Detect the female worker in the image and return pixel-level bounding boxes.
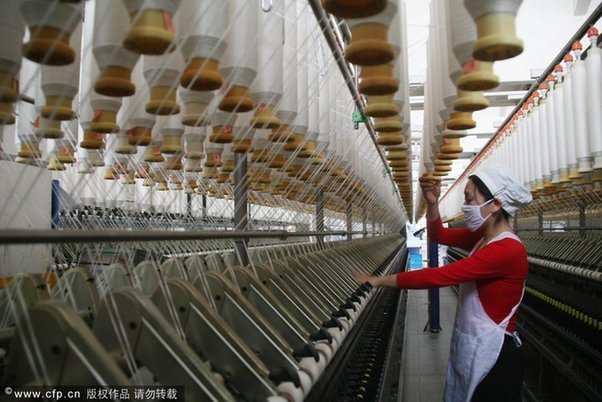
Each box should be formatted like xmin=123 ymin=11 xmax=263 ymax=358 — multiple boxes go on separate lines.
xmin=352 ymin=164 xmax=532 ymax=402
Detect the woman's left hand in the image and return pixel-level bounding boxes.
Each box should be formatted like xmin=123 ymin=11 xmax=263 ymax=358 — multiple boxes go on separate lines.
xmin=351 ymin=271 xmax=378 ymax=287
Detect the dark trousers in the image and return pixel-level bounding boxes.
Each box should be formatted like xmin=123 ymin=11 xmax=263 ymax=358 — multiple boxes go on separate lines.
xmin=472 ymin=335 xmax=523 ymax=402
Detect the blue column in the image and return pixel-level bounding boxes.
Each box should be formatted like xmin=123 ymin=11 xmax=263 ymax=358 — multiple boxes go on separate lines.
xmin=427 ymin=239 xmax=442 ymax=333
xmin=51 ymin=180 xmax=60 ymax=229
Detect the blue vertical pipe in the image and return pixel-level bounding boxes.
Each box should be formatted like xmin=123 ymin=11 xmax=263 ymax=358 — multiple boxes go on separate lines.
xmin=51 ymin=180 xmax=60 ymax=229
xmin=427 ymin=239 xmax=442 ymax=333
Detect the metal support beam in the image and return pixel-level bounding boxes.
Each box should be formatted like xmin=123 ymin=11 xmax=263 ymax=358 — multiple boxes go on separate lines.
xmin=201 ymin=194 xmax=207 ymax=220
xmin=362 ymin=209 xmax=367 ymax=238
xmin=0 ymin=229 xmax=361 ymax=245
xmin=51 ymin=180 xmax=60 ymax=229
xmin=186 ymin=193 xmax=192 ymax=217
xmin=579 ymin=202 xmax=587 ymax=237
xmin=234 ymin=153 xmax=249 ymax=266
xmin=346 ymin=202 xmax=352 ymax=242
xmin=316 ymin=187 xmax=325 ymax=248
xmin=426 ymin=239 xmax=442 ymax=333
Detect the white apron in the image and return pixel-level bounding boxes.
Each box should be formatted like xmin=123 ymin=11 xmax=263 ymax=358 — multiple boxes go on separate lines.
xmin=444 ymin=232 xmax=524 ymax=402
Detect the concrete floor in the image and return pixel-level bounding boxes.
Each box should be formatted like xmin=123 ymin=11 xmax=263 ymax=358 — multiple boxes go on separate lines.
xmin=401 ymin=287 xmax=458 ymax=402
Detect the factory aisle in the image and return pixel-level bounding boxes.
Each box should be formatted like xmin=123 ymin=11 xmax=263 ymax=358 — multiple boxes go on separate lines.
xmin=402 ymin=287 xmax=458 ymax=402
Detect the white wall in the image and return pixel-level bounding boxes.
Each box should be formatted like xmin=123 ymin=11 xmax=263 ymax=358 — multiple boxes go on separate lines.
xmin=0 ymin=161 xmax=51 ymax=275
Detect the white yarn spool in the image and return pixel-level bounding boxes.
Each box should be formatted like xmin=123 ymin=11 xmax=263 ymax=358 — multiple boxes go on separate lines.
xmin=21 ymin=0 xmax=82 ymax=65
xmin=143 ymin=50 xmax=184 ymax=115
xmin=121 ymin=0 xmax=182 ymax=55
xmin=278 ymin=0 xmax=299 ymax=127
xmin=553 ymin=72 xmax=569 ymax=182
xmin=252 ymin=129 xmax=271 ymax=160
xmin=208 ymin=110 xmax=236 ymax=144
xmin=78 ymin=157 xmax=94 ymax=174
xmin=317 ymin=63 xmax=331 ymax=151
xmin=114 ymin=131 xmax=136 ymax=155
xmin=119 ymin=62 xmax=155 ymax=146
xmin=537 ymin=92 xmax=551 ymax=184
xmin=545 ymin=77 xmax=559 ymax=184
xmin=450 ymin=0 xmax=498 ymax=91
xmin=177 ymin=0 xmax=227 ymax=91
xmin=525 ymin=105 xmax=543 ymax=189
xmin=0 ymin=0 xmax=25 ymax=103
xmin=294 ymin=2 xmax=310 ymax=137
xmin=184 ymin=127 xmax=206 ymax=160
xmin=563 ymin=58 xmax=579 ymax=180
xmin=90 ymin=93 xmax=122 ymax=133
xmin=87 ymin=149 xmax=105 ymax=167
xmin=157 ymin=114 xmax=184 ymax=154
xmin=585 ymin=30 xmax=602 ymax=169
xmin=449 ymin=0 xmax=476 ymax=66
xmin=463 ymin=0 xmax=523 ymax=61
xmin=230 ymin=112 xmax=253 ymax=153
xmin=523 ymin=112 xmax=535 ymax=188
xmin=571 ymin=53 xmax=593 ymax=173
xmin=204 ymin=137 xmax=224 ymax=167
xmin=40 ymin=22 xmax=82 ymax=121
xmin=93 ymin=0 xmax=140 ymax=97
xmin=179 ymin=89 xmax=214 ymax=127
xmin=344 ymin=1 xmax=397 ymax=66
xmin=302 ymin=59 xmax=320 ymax=157
xmin=218 ymin=0 xmax=258 ymax=113
xmin=250 ymin=1 xmax=283 ymax=130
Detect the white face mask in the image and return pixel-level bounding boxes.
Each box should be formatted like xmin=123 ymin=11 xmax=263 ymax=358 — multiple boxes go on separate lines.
xmin=462 ymin=199 xmax=494 ymax=232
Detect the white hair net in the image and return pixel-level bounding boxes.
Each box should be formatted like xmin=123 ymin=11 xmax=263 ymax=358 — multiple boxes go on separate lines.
xmin=471 ymin=164 xmax=532 ymax=216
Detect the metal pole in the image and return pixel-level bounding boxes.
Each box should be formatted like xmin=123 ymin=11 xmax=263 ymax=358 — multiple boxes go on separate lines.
xmin=234 ymin=153 xmax=249 ymax=266
xmin=426 ymin=239 xmax=442 ymax=333
xmin=346 ymin=201 xmax=352 ymax=241
xmin=201 ymin=194 xmax=207 ymax=221
xmin=316 ymin=187 xmax=325 ymax=248
xmin=51 ymin=180 xmax=60 ymax=229
xmin=186 ymin=193 xmax=192 ymax=217
xmin=0 ymin=229 xmax=355 ymax=244
xmin=362 ymin=209 xmax=367 ymax=238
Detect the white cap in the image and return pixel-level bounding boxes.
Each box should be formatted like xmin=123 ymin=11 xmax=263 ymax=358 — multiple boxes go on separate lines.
xmin=471 ymin=163 xmax=532 ymax=216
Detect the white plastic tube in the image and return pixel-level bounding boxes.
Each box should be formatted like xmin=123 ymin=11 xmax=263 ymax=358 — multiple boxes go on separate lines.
xmin=0 ymin=0 xmax=25 ymax=103
xmin=218 ymin=0 xmax=258 ymax=113
xmin=463 ymin=0 xmax=523 ymax=61
xmin=177 ymin=0 xmax=227 ymax=91
xmin=143 ymin=50 xmax=184 ymax=115
xmin=545 ymin=76 xmax=559 ymax=184
xmin=563 ymin=56 xmax=579 ymax=180
xmin=120 ymin=62 xmax=156 ymax=146
xmin=585 ymin=29 xmax=602 ymax=169
xmin=121 ymin=0 xmax=182 ymax=55
xmin=40 ymin=22 xmax=82 ymax=121
xmin=21 ymin=1 xmax=82 ymax=65
xmin=553 ymin=69 xmax=569 ymax=183
xmin=93 ymin=0 xmax=140 ymax=97
xmin=537 ymin=90 xmax=551 ymax=184
xmin=571 ymin=47 xmax=593 ymax=174
xmin=279 ymin=0 xmax=298 ymax=127
xmin=294 ymin=1 xmax=310 ymax=137
xmin=250 ymin=0 xmax=283 ymax=129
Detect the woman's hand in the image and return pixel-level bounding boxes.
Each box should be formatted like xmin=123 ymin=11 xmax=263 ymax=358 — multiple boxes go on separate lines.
xmin=419 ymin=174 xmax=441 ymax=205
xmin=351 ymin=271 xmax=379 ymax=287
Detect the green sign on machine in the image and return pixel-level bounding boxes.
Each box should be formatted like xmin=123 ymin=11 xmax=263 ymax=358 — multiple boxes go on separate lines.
xmin=352 ymin=110 xmax=368 ymax=129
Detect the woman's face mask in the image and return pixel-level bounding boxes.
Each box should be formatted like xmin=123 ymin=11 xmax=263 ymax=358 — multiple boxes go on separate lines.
xmin=462 ymin=199 xmax=494 ymax=232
